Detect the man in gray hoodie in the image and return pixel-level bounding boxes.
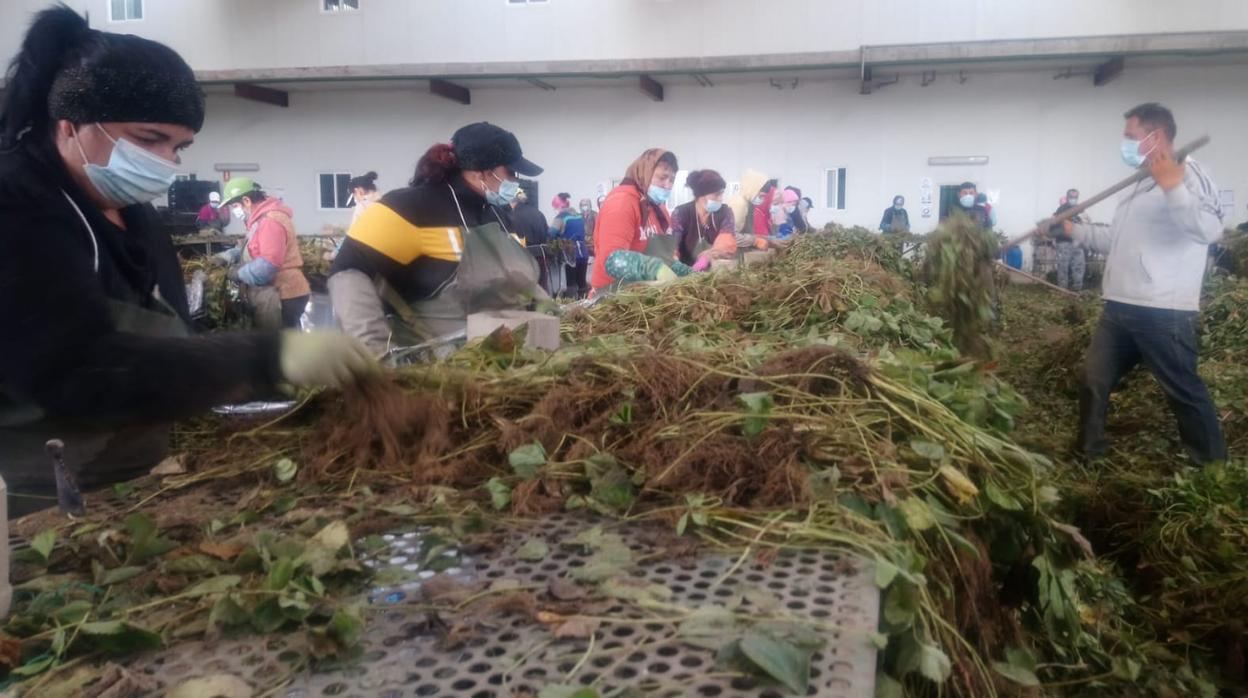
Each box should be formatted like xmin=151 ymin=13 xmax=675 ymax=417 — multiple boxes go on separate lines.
xmin=1064 ymin=103 xmax=1225 ymax=463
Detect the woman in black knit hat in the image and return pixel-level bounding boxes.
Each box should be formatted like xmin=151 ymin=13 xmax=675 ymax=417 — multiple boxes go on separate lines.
xmin=670 ymin=169 xmax=738 ymax=269
xmin=0 ymin=7 xmax=374 ymax=517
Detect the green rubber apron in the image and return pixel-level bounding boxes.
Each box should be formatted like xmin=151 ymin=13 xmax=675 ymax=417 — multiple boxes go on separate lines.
xmin=0 ymin=192 xmax=190 ymax=518
xmin=377 ymin=185 xmax=548 ymax=344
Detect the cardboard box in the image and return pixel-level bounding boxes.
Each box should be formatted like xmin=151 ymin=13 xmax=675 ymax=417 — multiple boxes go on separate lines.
xmin=466 ymin=310 xmax=561 ymax=351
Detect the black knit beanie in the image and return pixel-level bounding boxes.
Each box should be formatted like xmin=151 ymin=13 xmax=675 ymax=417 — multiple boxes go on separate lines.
xmin=47 ymin=30 xmax=205 ymax=131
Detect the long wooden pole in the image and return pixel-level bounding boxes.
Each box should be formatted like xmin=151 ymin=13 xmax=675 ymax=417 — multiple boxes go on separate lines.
xmin=994 ymin=261 xmax=1079 ymax=297
xmin=1003 ymin=135 xmax=1210 ymax=251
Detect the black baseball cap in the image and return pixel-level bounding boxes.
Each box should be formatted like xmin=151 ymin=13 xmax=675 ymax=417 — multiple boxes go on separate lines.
xmin=451 ymin=122 xmax=543 ymax=177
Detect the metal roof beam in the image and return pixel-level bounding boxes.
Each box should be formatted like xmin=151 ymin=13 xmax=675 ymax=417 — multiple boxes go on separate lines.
xmin=233 ymin=83 xmax=288 ymax=107
xmin=429 ymin=78 xmax=470 ymax=105
xmin=181 ymin=32 xmax=1247 ymax=85
xmin=1093 ymin=56 xmax=1125 ymax=86
xmin=639 ymin=74 xmax=664 ymax=102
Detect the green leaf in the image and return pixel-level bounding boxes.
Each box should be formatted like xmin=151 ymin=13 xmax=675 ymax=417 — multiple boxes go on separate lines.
xmin=882 ymin=583 xmax=919 ymax=629
xmin=208 ymin=595 xmax=249 ymax=630
xmin=739 ymin=632 xmax=811 ymax=694
xmin=737 ymin=392 xmax=775 ymax=439
xmin=508 ymin=442 xmax=547 ymax=479
xmin=54 ymin=600 xmax=93 ymax=625
xmin=30 ymin=529 xmax=56 ymax=562
xmin=609 ymin=402 xmax=633 ymax=425
xmin=517 ymin=538 xmax=549 ymax=562
xmin=992 ymin=661 xmax=1040 ymax=687
xmin=166 ymin=554 xmax=222 ymax=576
xmin=184 ymin=575 xmax=242 ymax=598
xmin=123 ymin=513 xmax=177 ymax=564
xmin=875 ymin=673 xmax=904 ymax=698
xmin=273 ymin=457 xmax=298 ymax=484
xmin=11 ymin=654 xmax=57 ymax=678
xmin=98 ymin=566 xmax=145 ymax=586
xmin=266 ymin=557 xmax=298 ymax=591
xmin=918 ymin=644 xmax=952 ymax=683
xmin=1111 ymin=656 xmax=1142 ymax=681
xmin=897 ymin=497 xmax=937 ymax=532
xmin=909 ymin=439 xmax=945 ymax=461
xmin=485 ymin=477 xmax=512 ymax=510
xmin=80 ymin=620 xmax=163 ymax=653
xmin=327 ymin=606 xmax=365 ymax=648
xmin=873 ymin=558 xmax=899 ymax=589
xmin=676 ymin=513 xmax=689 ymax=536
xmin=984 ymin=482 xmax=1023 ymax=511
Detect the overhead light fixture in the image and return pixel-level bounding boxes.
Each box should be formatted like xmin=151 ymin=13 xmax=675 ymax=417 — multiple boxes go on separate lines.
xmin=213 ymin=163 xmax=260 ymax=172
xmin=928 ymin=156 xmax=989 ymax=166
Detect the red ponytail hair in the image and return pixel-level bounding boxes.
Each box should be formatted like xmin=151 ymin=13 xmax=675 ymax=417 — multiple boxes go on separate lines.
xmin=410 ymin=143 xmax=460 ymax=186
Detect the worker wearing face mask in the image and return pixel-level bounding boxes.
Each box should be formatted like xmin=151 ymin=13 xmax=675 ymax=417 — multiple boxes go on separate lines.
xmin=213 ymin=178 xmax=312 ymax=330
xmin=1061 ymin=102 xmax=1225 ymax=465
xmin=953 ymin=181 xmax=992 ymax=230
xmin=0 ymin=8 xmax=375 ymax=517
xmin=1047 ymin=188 xmax=1086 ymax=291
xmin=328 ymin=122 xmax=548 ymax=356
xmin=880 ymin=195 xmax=910 ymax=234
xmin=591 ymin=148 xmax=689 ymax=293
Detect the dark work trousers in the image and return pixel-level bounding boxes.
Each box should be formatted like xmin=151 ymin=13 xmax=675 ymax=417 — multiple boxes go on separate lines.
xmin=281 ymin=295 xmax=310 ymax=329
xmin=1078 ymin=301 xmax=1226 ymax=464
xmin=565 ymin=259 xmax=589 ymax=299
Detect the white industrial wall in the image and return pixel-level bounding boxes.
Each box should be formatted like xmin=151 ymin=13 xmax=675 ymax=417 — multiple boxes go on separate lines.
xmin=178 ymin=61 xmax=1248 ymax=248
xmin=4 ymin=0 xmax=1248 ymax=72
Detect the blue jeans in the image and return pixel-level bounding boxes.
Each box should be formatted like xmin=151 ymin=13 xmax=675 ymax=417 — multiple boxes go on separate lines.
xmin=1078 ymin=301 xmax=1226 ymax=463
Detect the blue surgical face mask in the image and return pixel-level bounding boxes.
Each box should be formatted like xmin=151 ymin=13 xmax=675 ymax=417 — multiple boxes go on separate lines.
xmin=231 ymin=205 xmax=246 ymax=221
xmin=784 ymin=205 xmax=796 ymax=214
xmin=485 ymin=172 xmax=521 ymax=206
xmin=705 ymin=199 xmax=723 ymax=213
xmin=75 ymin=123 xmax=180 ymax=206
xmin=1120 ymin=133 xmax=1155 ymax=168
xmin=647 ymin=185 xmax=671 ymax=205
xmin=770 ymin=205 xmax=781 ymax=215
xmin=959 ymin=194 xmax=976 ymax=208
xmin=751 ymin=195 xmax=764 ymax=206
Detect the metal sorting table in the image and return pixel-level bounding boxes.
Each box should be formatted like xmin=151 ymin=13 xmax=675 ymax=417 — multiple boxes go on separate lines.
xmin=127 ymin=513 xmax=881 ymax=697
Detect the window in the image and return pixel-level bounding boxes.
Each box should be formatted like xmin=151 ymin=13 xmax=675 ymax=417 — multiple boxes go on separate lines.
xmin=318 ymin=173 xmax=354 ymax=210
xmin=507 ymin=0 xmax=549 ymax=5
xmin=824 ymin=168 xmax=847 ymax=210
xmin=323 ymin=0 xmax=359 ymax=11
xmin=109 ymin=0 xmax=143 ymax=22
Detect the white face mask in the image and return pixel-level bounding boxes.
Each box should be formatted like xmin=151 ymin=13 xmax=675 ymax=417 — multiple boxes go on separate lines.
xmin=231 ymin=205 xmax=246 ymax=220
xmin=74 ymin=124 xmax=180 ymax=206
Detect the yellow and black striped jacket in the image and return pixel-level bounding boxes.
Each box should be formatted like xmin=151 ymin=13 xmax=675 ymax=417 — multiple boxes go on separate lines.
xmin=330 ymin=178 xmax=503 ymax=303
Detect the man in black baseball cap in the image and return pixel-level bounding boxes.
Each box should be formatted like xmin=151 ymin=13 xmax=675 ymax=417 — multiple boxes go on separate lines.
xmin=451 ymin=122 xmax=543 ymax=177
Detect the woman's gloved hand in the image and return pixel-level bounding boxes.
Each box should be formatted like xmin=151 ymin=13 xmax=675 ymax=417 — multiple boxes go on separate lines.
xmin=605 ymin=250 xmax=664 ymax=283
xmin=692 ymin=255 xmax=712 ymax=272
xmin=279 ymin=331 xmax=377 ymax=389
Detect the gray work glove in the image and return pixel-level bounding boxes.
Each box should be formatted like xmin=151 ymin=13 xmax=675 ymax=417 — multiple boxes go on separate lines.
xmin=279 ymin=331 xmax=377 ymax=389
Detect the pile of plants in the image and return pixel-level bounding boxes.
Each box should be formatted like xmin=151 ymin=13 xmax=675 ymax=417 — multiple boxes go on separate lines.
xmin=4 ymin=228 xmax=1237 ymax=697
xmin=997 ymin=270 xmax=1248 ymax=693
xmin=921 ymin=212 xmax=1000 ymax=358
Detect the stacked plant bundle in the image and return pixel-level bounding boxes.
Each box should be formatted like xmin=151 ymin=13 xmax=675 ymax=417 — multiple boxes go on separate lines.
xmin=996 ymin=270 xmax=1248 ymax=693
xmin=921 ymin=212 xmax=1000 ymax=359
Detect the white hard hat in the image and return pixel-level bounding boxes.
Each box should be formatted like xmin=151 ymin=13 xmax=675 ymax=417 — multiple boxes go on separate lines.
xmin=209 ymin=191 xmax=221 ymax=203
